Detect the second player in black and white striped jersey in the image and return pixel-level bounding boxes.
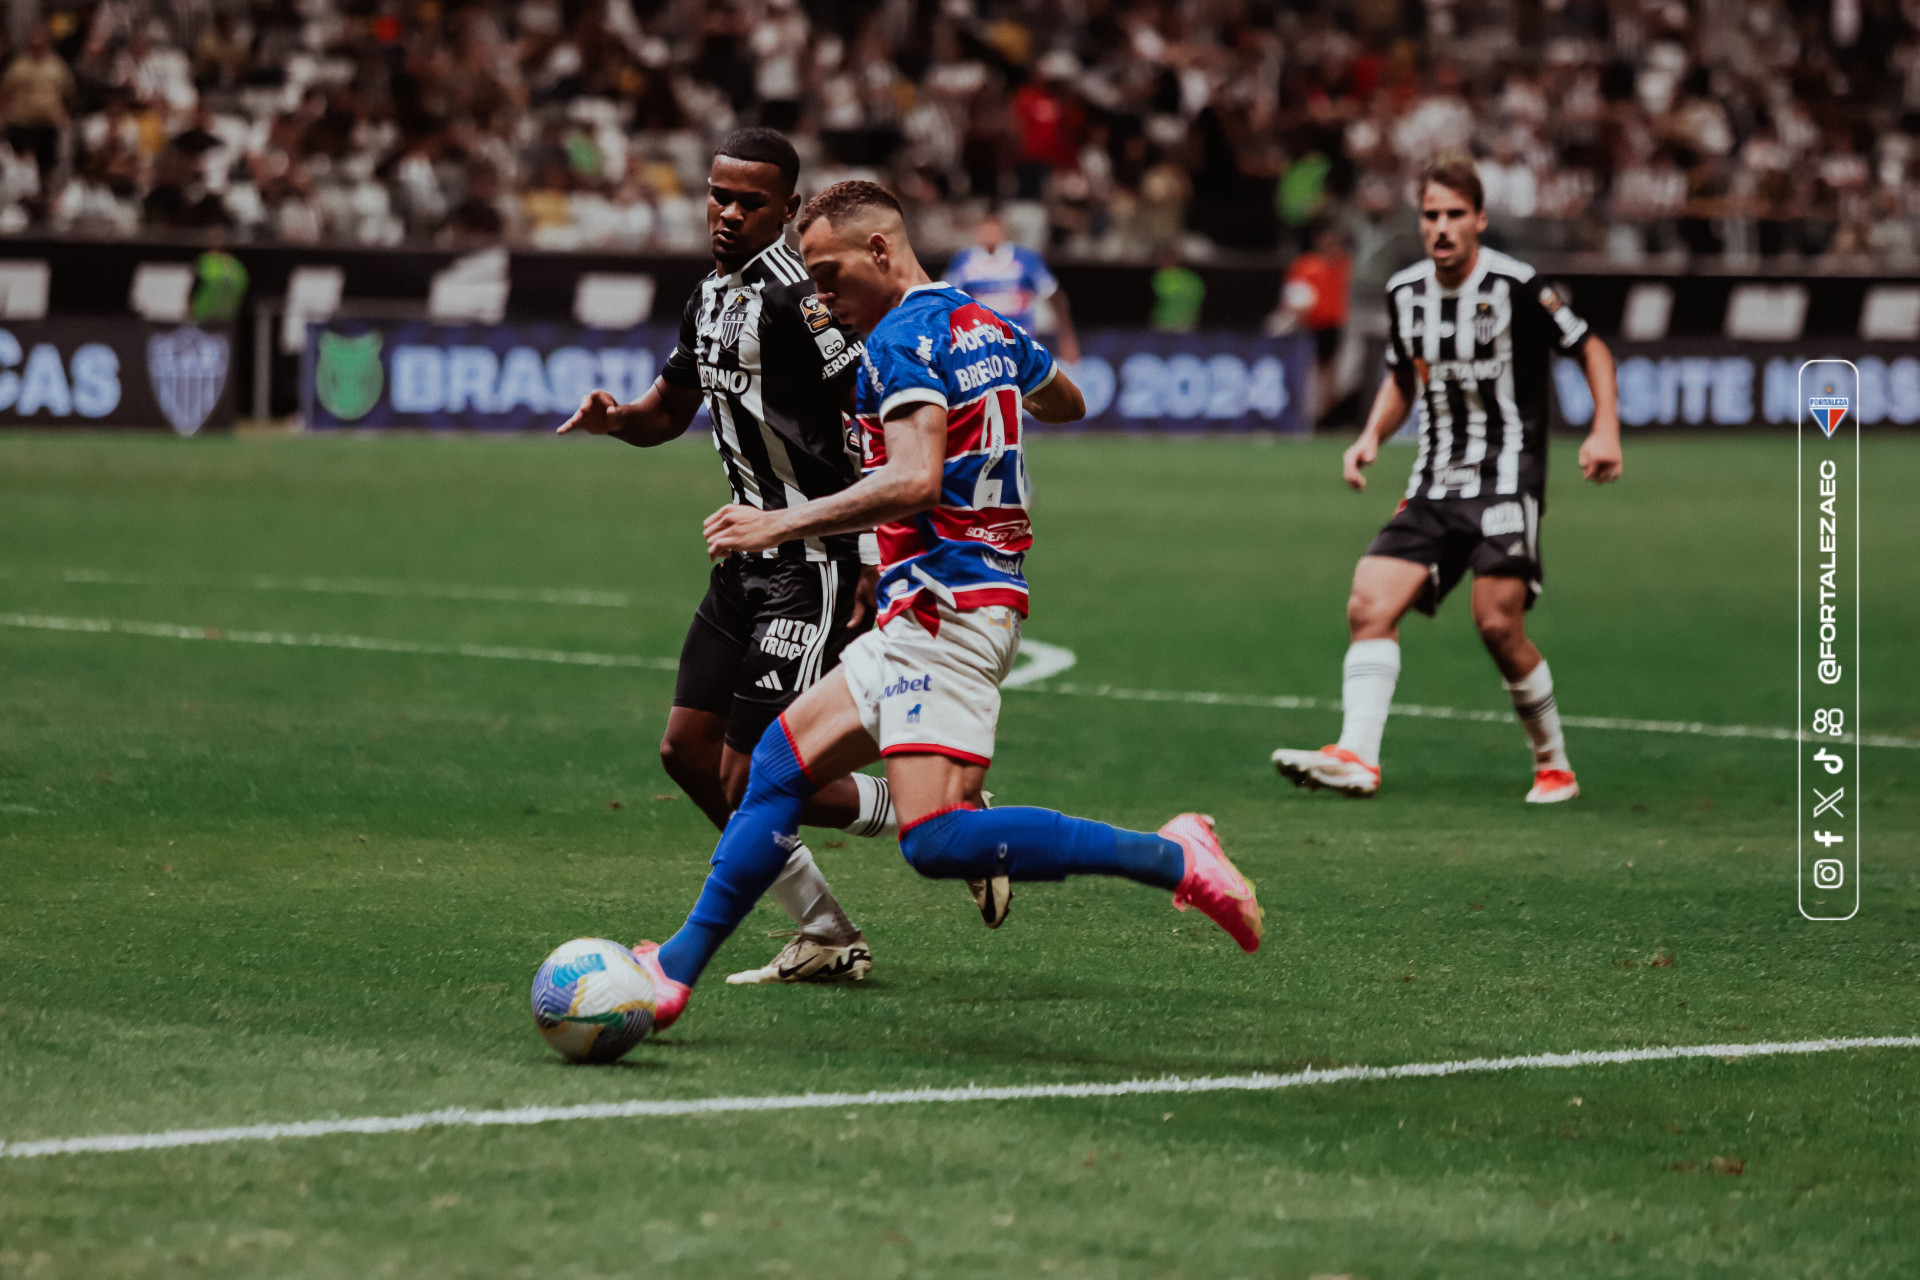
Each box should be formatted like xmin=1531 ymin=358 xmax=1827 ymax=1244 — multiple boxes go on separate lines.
xmin=1270 ymin=154 xmax=1620 ymax=810
xmin=558 ymin=128 xmax=900 ymax=990
xmin=1382 ymin=246 xmax=1592 ymax=503
xmin=661 ymin=238 xmax=869 ymax=562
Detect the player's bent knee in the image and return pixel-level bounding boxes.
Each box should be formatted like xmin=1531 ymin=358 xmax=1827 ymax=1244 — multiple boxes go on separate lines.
xmin=897 ymin=807 xmax=993 ymax=880
xmin=659 ymin=732 xmax=700 ymax=781
xmin=1348 ymin=591 xmax=1397 ymax=637
xmin=1474 ymin=609 xmax=1521 ymax=651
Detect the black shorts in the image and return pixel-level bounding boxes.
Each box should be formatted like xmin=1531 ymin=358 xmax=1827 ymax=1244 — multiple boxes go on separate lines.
xmin=1366 ymin=492 xmax=1544 ymax=616
xmin=673 ymin=556 xmax=864 ymax=752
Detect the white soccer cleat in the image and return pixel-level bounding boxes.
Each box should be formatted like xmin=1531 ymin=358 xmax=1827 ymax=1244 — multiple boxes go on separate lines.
xmin=966 ymin=875 xmax=1012 ymax=928
xmin=1271 ymin=744 xmax=1381 ymax=797
xmin=1525 ymin=768 xmax=1580 ymax=804
xmin=724 ymin=932 xmax=873 ymax=984
xmin=960 ymin=789 xmax=1009 ymax=928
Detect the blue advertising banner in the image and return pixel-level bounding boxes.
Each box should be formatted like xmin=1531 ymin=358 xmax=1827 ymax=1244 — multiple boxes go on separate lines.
xmin=1063 ymin=330 xmax=1315 ymax=434
xmin=1553 ymin=343 xmax=1920 ymax=428
xmin=301 ymin=319 xmax=1316 ymax=433
xmin=302 ymin=320 xmax=675 ymax=430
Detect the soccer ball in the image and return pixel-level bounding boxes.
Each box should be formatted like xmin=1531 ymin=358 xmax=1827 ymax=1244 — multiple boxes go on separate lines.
xmin=530 ymin=937 xmax=660 ymax=1063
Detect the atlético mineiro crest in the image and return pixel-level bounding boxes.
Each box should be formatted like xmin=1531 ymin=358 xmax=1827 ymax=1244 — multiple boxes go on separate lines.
xmin=1472 ymin=301 xmax=1496 ymax=347
xmin=1809 ymin=395 xmax=1848 ymax=438
xmin=720 ymin=290 xmax=751 ymax=348
xmin=147 ymin=325 xmax=230 ymax=437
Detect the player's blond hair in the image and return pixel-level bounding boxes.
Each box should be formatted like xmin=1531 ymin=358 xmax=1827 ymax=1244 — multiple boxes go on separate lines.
xmin=798 ymin=181 xmax=906 ymax=236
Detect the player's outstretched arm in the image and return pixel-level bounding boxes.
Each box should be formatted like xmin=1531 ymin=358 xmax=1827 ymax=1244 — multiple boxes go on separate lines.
xmin=1023 ymin=366 xmax=1086 ymax=424
xmin=1576 ymin=337 xmax=1623 ymax=484
xmin=703 ymin=403 xmax=948 ymax=557
xmin=555 ymin=378 xmax=702 ymax=447
xmin=1344 ymin=375 xmax=1412 ymax=491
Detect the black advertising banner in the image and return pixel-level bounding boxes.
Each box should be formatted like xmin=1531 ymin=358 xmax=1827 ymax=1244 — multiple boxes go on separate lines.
xmin=0 ymin=319 xmax=234 ymax=435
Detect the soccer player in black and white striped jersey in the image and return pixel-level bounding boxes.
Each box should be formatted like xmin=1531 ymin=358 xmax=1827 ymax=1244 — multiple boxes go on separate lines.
xmin=1272 ymin=154 xmax=1623 ymax=804
xmin=560 ymin=129 xmax=897 ymax=984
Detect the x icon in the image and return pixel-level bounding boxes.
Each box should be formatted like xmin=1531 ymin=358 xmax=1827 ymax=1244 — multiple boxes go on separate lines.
xmin=1813 ymin=787 xmax=1845 ymax=819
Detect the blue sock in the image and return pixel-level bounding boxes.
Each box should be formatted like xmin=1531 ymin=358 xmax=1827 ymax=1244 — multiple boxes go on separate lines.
xmin=898 ymin=806 xmax=1185 ymax=890
xmin=657 ymin=722 xmax=817 ymax=986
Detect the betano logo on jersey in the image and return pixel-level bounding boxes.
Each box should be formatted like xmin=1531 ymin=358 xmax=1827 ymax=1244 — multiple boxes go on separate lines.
xmin=700 ymin=365 xmax=751 ymax=394
xmin=1425 ymin=356 xmax=1509 ymax=384
xmin=1810 ymin=396 xmax=1848 ymax=437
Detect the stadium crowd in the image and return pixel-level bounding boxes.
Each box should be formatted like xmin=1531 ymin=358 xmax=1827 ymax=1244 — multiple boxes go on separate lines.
xmin=2 ymin=0 xmax=1918 ymax=265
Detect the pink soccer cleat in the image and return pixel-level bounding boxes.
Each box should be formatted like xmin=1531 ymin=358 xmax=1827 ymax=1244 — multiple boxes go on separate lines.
xmin=1161 ymin=813 xmax=1264 ymax=953
xmin=628 ymin=940 xmax=692 ymax=1032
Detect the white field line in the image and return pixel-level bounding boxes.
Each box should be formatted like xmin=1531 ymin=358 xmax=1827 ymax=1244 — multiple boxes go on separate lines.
xmin=1024 ymin=680 xmax=1920 ymax=752
xmin=2 ymin=611 xmax=1913 ymax=751
xmin=0 ymin=612 xmax=677 ymax=673
xmin=0 ymin=566 xmax=629 ymax=608
xmin=4 ymin=1035 xmax=1914 ymax=1161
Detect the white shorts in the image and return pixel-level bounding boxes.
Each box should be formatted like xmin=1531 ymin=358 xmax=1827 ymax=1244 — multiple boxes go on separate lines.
xmin=839 ymin=603 xmax=1023 ymax=766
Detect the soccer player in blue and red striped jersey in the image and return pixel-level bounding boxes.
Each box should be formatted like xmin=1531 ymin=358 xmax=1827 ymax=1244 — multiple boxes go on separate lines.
xmin=625 ymin=181 xmax=1263 ymax=1027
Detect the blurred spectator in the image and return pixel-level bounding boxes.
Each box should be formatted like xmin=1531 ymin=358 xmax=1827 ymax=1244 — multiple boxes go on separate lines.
xmin=1149 ymin=247 xmax=1205 ymax=333
xmin=191 ymin=15 xmax=251 ymax=93
xmin=190 ymin=240 xmax=249 ymax=325
xmin=1 ymin=29 xmax=74 ymax=201
xmin=1011 ymin=53 xmax=1083 ymax=201
xmin=1266 ymin=221 xmax=1350 ymax=420
xmin=947 ymin=209 xmax=1080 ymax=363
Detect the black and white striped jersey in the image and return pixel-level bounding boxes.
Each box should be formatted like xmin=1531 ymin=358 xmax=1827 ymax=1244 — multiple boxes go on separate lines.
xmin=1383 ymin=248 xmax=1590 ymax=501
xmin=659 ymin=240 xmax=869 ymax=562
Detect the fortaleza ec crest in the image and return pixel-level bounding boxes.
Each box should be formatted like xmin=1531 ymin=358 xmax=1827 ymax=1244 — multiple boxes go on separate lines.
xmin=145 ymin=325 xmax=230 ymax=436
xmin=1809 ymin=395 xmax=1848 ymax=438
xmin=315 ymin=330 xmax=385 ymax=421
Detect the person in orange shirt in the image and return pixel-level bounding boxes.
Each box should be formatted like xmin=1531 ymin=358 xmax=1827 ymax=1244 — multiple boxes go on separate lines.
xmin=1266 ymin=220 xmax=1351 ymax=423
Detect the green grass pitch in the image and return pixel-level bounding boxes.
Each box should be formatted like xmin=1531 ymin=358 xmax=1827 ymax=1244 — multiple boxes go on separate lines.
xmin=0 ymin=430 xmax=1915 ymax=1278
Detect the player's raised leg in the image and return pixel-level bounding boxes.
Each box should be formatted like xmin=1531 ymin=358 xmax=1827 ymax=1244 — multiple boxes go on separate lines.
xmin=885 ymin=751 xmax=1262 ymax=953
xmin=1470 ymin=575 xmax=1577 ymax=803
xmin=1273 ymin=554 xmax=1425 ymax=796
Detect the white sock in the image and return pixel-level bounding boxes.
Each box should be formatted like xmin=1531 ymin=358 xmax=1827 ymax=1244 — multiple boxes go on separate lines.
xmin=1504 ymin=658 xmax=1571 ymax=771
xmin=1335 ymin=638 xmax=1400 ymax=766
xmin=766 ymin=844 xmax=859 ymax=944
xmin=845 ymin=771 xmax=897 ymax=838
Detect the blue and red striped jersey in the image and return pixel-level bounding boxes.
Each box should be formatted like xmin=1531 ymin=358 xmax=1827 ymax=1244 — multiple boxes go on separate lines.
xmin=854 ymin=283 xmax=1058 ymax=627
